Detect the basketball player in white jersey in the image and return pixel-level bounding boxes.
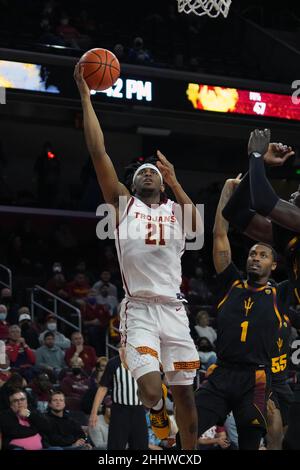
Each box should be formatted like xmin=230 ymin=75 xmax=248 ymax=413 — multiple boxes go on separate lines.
xmin=74 ymin=63 xmax=202 ymax=449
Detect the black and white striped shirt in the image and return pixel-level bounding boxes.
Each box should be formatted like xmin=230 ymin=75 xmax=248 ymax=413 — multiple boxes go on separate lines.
xmin=100 ymin=355 xmax=142 ymax=406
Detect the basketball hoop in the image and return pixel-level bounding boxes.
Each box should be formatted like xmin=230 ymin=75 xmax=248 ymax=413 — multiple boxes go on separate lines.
xmin=177 ymin=0 xmax=232 ymax=18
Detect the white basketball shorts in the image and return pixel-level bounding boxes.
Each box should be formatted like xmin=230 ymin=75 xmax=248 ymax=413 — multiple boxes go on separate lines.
xmin=119 ymin=297 xmax=200 ymax=386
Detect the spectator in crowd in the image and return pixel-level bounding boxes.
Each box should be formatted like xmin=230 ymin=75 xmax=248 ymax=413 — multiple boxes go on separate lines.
xmin=95 ymin=356 xmax=108 ymax=383
xmin=146 ymin=410 xmax=163 ymax=450
xmin=18 ymin=307 xmax=40 ymax=350
xmin=39 ymin=314 xmax=71 ymax=351
xmin=0 ymin=351 xmax=11 ymax=386
xmin=81 ymin=356 xmax=108 ymax=415
xmin=96 ymin=285 xmax=118 ymax=316
xmin=81 ymin=294 xmax=110 ymax=356
xmin=36 ymin=332 xmax=65 ymax=376
xmin=0 ymin=288 xmax=19 ymax=325
xmin=30 ymin=372 xmax=54 ymax=414
xmin=60 ymin=357 xmax=89 ymax=411
xmin=194 ymin=310 xmax=217 ymax=345
xmin=197 ymin=337 xmax=217 ymax=371
xmin=88 ymin=395 xmax=112 ymax=449
xmin=0 ymin=372 xmax=34 ymax=412
xmin=45 ymin=391 xmax=92 ymax=449
xmin=198 ymin=426 xmax=231 ymax=450
xmin=128 ymin=36 xmax=153 ymax=64
xmin=45 ymin=272 xmax=69 ymax=300
xmin=65 ymin=331 xmax=97 ymax=374
xmin=189 ymin=267 xmax=213 ymax=304
xmin=93 ymin=270 xmax=118 ymax=298
xmin=67 ymin=273 xmax=91 ymax=301
xmin=6 ymin=325 xmax=36 ymax=377
xmin=0 ymin=388 xmax=53 ymax=450
xmin=0 ymin=305 xmax=9 ymax=340
xmin=74 ymin=260 xmax=94 ymax=285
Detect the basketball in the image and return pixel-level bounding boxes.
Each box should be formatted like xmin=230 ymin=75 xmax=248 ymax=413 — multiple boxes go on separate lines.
xmin=79 ymin=48 xmax=120 ymax=91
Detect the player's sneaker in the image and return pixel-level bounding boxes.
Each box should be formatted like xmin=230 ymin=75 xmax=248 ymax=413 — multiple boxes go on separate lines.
xmin=150 ymin=383 xmax=170 ymax=440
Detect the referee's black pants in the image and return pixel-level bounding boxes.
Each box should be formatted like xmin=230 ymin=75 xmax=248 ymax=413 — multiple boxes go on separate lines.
xmin=107 ymin=403 xmax=148 ymax=450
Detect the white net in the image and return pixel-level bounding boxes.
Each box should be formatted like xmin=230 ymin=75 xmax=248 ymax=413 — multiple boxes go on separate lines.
xmin=177 ymin=0 xmax=232 ymax=18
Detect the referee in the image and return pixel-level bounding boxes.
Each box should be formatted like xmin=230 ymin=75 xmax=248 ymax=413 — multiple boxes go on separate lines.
xmin=89 ymin=354 xmax=148 ymax=450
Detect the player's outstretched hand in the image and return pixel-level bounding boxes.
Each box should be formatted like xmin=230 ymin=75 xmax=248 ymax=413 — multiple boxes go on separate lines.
xmin=248 ymin=128 xmax=270 ymax=157
xmin=263 ymin=142 xmax=295 ymax=167
xmin=156 ymin=150 xmax=177 ymax=188
xmin=74 ymin=63 xmax=90 ymax=100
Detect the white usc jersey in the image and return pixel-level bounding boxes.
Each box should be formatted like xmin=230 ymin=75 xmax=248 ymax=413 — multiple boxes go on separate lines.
xmin=115 ymin=196 xmax=185 ymax=299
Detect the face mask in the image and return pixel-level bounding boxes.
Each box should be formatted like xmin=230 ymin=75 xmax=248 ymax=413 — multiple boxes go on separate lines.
xmin=72 ymin=368 xmax=81 ymax=375
xmin=47 ymin=323 xmax=57 ymax=331
xmin=0 ymin=313 xmax=7 ymax=321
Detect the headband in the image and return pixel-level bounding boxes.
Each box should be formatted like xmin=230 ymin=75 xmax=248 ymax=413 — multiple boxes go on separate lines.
xmin=132 ymin=163 xmax=163 ymax=185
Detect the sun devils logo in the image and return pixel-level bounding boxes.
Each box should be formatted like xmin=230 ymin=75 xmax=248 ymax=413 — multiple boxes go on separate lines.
xmin=244 ymin=297 xmax=254 ymax=316
xmin=277 ymin=337 xmax=283 ymax=352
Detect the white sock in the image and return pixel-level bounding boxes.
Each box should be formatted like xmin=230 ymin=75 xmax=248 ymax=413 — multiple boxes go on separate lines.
xmin=152 ymin=398 xmax=163 ymax=411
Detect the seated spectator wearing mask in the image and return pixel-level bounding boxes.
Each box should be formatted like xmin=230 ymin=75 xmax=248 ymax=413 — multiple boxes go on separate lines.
xmin=36 ymin=332 xmax=65 ymax=377
xmin=0 ymin=305 xmax=9 ymax=340
xmin=60 ymin=357 xmax=89 ymax=411
xmin=18 ymin=307 xmax=39 ymax=350
xmin=39 ymin=314 xmax=71 ymax=350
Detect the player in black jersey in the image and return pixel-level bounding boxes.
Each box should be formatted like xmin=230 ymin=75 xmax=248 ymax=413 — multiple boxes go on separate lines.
xmin=222 ymin=130 xmax=300 ymax=448
xmin=194 ymin=178 xmax=288 ymax=450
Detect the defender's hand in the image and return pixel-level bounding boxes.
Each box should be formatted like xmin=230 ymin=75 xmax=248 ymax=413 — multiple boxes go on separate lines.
xmin=248 ymin=129 xmax=270 ymax=157
xmin=263 ymin=143 xmax=295 ymax=167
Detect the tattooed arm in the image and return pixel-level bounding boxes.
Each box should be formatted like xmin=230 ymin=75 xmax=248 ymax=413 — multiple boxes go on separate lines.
xmin=213 ymin=177 xmax=241 ymax=274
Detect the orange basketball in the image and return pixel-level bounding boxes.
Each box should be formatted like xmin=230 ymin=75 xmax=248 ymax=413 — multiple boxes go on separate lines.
xmin=79 ymin=48 xmax=120 ymax=91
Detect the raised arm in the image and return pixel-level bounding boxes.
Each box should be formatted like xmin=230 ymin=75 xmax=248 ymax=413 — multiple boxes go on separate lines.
xmin=222 ymin=172 xmax=273 ymax=243
xmin=156 ymin=150 xmax=203 ymax=235
xmin=74 ymin=64 xmax=130 ymax=209
xmin=248 ymin=130 xmax=298 ymax=231
xmin=213 ymin=178 xmax=240 ymax=274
